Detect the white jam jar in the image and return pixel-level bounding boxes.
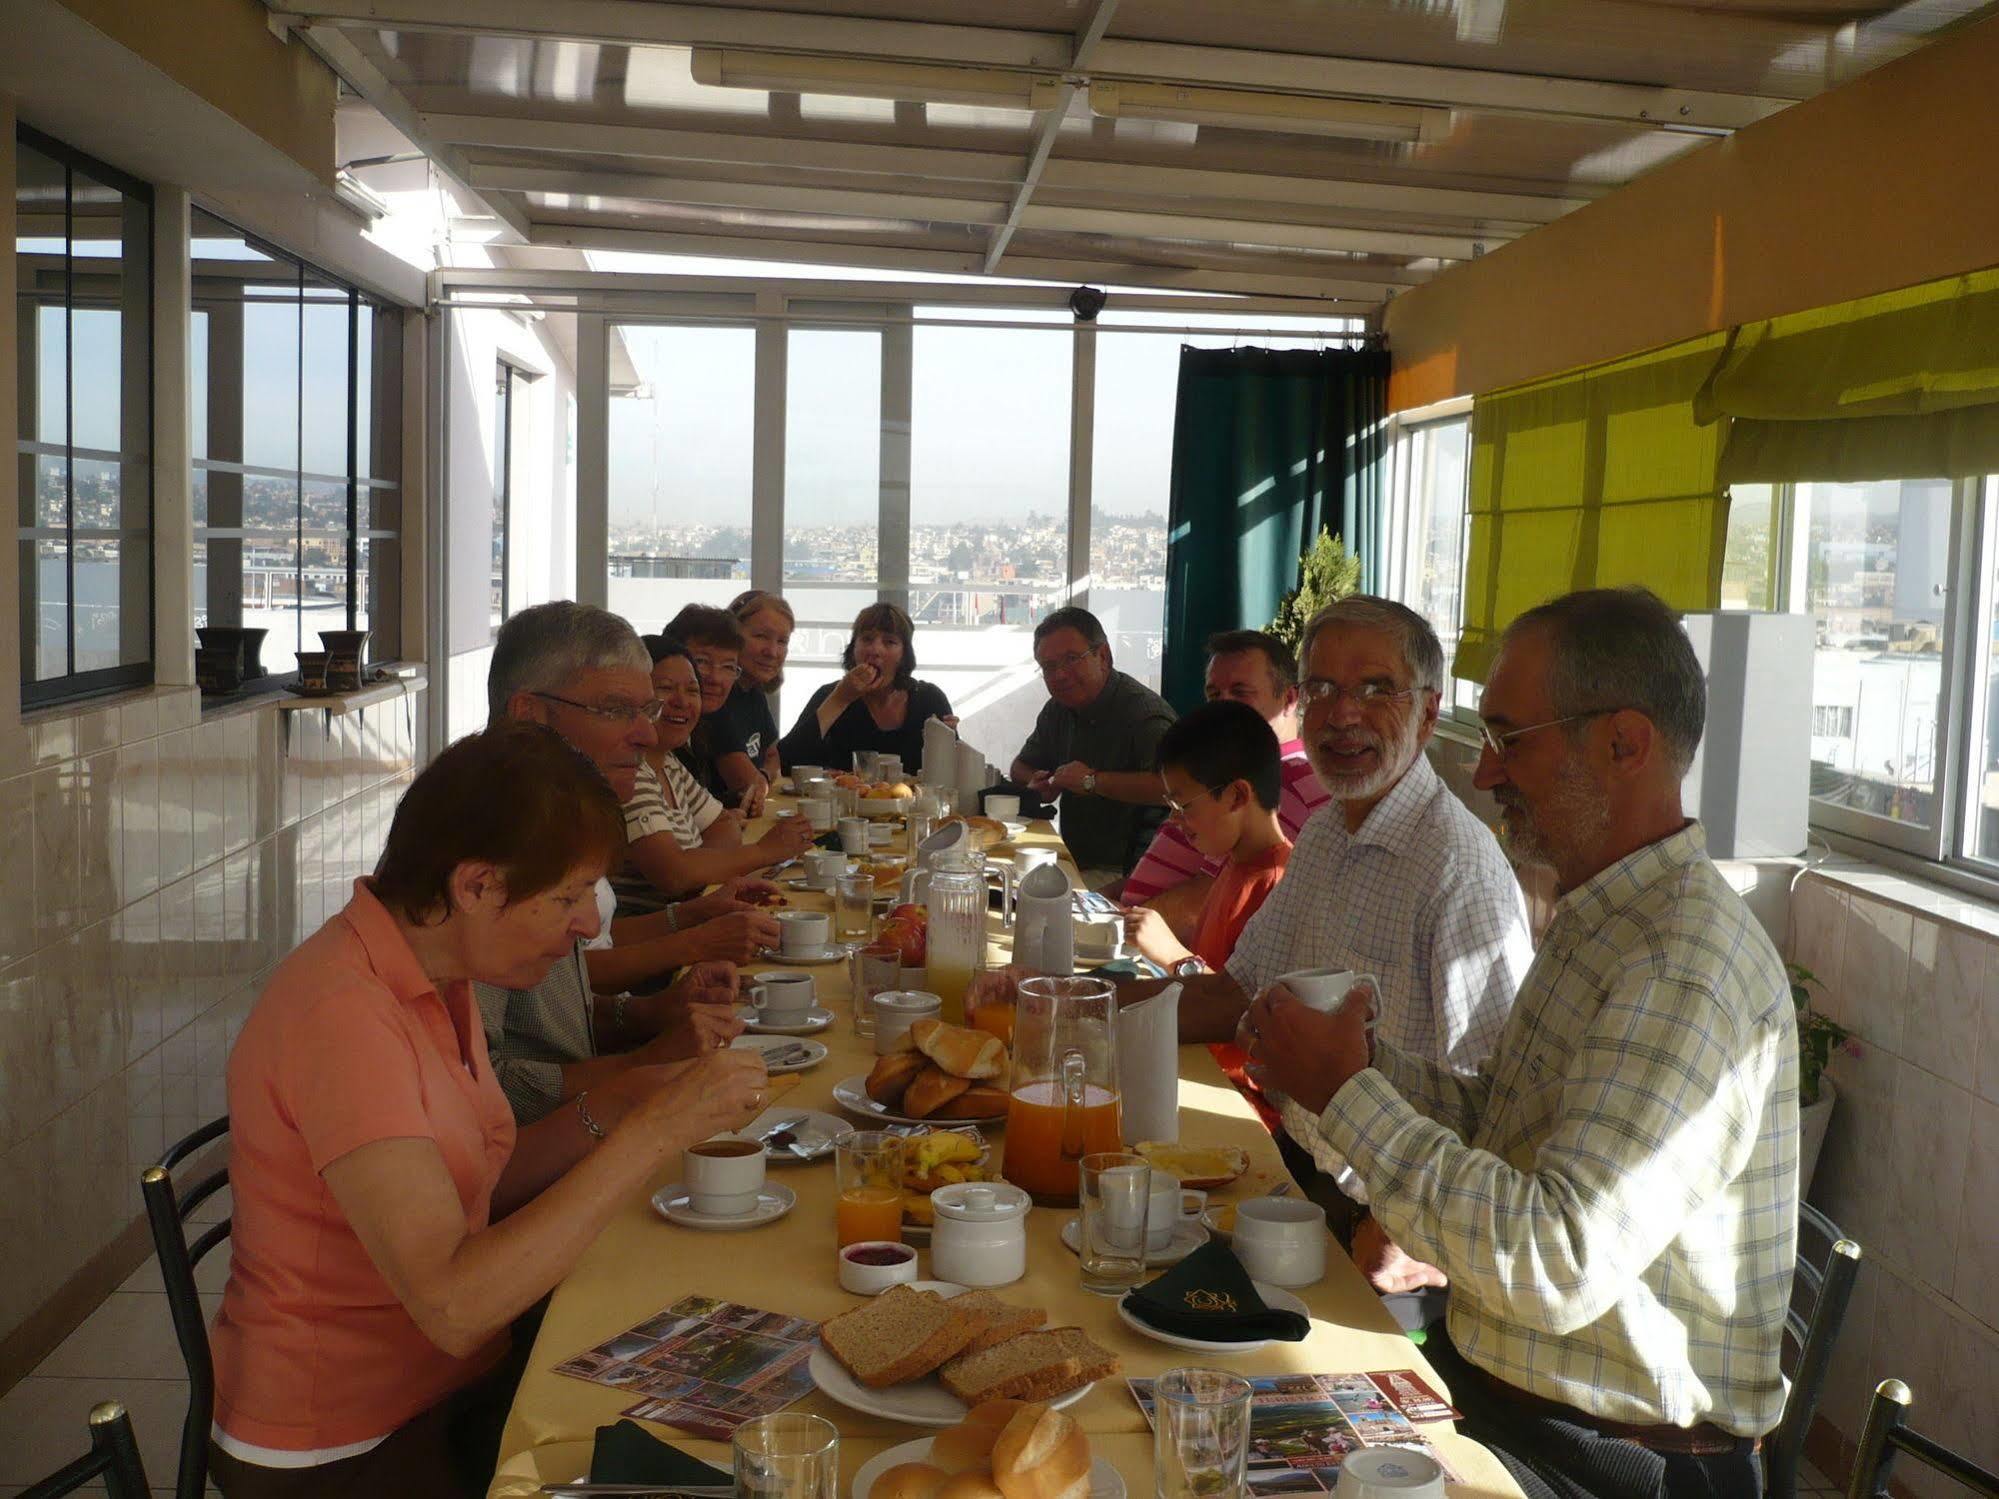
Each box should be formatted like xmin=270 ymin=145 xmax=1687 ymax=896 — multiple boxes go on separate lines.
xmin=929 ymin=1182 xmax=1032 ymax=1288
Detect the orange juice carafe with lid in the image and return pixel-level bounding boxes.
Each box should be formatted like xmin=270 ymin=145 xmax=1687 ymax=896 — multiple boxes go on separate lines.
xmin=1000 ymin=976 xmax=1123 ymax=1206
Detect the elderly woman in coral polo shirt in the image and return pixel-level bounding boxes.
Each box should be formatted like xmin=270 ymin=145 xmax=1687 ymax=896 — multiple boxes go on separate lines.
xmin=208 ymin=723 xmax=770 ymax=1499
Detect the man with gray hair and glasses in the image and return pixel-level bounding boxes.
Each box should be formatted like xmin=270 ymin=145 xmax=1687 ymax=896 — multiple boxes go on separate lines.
xmin=1245 ymin=588 xmax=1797 ymax=1497
xmin=477 ymin=601 xmax=777 ymax=1124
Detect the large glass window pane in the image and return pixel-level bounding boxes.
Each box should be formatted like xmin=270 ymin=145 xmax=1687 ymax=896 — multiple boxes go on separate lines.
xmin=23 ymin=538 xmax=67 ymax=681
xmin=911 ymin=323 xmax=1070 ymax=757
xmin=1963 ymin=479 xmax=1999 ymax=865
xmin=1804 ymin=478 xmax=1952 ymax=828
xmin=1401 ymin=419 xmax=1470 ymax=707
xmin=606 ymin=323 xmax=756 ymax=629
xmin=1721 ymin=483 xmax=1778 ymax=611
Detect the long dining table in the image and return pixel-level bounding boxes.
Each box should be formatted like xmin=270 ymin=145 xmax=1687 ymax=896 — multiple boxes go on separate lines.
xmin=488 ymin=806 xmax=1525 ymax=1499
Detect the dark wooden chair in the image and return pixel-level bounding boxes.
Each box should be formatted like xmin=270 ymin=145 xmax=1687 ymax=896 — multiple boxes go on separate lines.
xmin=19 ymin=1400 xmax=150 ymax=1499
xmin=1767 ymin=1202 xmax=1863 ymax=1499
xmin=1846 ymin=1378 xmax=1999 ymax=1499
xmin=140 ymin=1114 xmax=231 ymax=1499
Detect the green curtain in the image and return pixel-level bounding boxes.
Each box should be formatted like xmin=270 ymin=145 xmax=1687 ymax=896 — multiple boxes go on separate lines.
xmin=1161 ymin=346 xmax=1388 ymax=710
xmin=1695 ymin=265 xmax=1999 ymax=482
xmin=1457 ymin=333 xmax=1727 ymax=684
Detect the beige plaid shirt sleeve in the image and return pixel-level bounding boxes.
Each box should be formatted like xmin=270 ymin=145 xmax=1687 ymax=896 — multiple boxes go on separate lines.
xmin=1303 ymin=827 xmax=1799 ymax=1435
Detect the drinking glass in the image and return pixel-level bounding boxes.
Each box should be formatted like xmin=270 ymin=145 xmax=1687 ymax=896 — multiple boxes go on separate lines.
xmin=906 ymin=810 xmax=936 ymax=852
xmin=1077 ymin=1151 xmax=1149 ymax=1295
xmin=850 ymin=942 xmax=901 ymax=1039
xmin=855 ymin=749 xmax=881 ymax=781
xmin=834 ymin=871 xmax=874 ymax=944
xmin=734 ymin=1413 xmax=839 ymax=1499
xmin=965 ymin=960 xmax=1015 ymax=1046
xmin=835 ymin=1129 xmax=905 ymax=1247
xmin=1153 ymin=1369 xmax=1252 ymax=1499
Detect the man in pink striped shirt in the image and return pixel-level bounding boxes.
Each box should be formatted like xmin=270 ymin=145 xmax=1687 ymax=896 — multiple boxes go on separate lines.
xmin=1118 ymin=631 xmax=1330 ymax=935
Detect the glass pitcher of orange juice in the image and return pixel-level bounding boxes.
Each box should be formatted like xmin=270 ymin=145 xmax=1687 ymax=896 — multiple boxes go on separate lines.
xmin=1000 ymin=976 xmax=1122 ymax=1206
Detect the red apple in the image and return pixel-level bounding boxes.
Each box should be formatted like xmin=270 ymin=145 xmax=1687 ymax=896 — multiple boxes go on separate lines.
xmin=887 ymin=903 xmax=929 ymax=929
xmin=879 ymin=918 xmax=927 ymax=967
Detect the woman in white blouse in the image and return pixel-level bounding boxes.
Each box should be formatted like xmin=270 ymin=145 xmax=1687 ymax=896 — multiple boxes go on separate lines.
xmin=621 ymin=636 xmax=814 ymax=908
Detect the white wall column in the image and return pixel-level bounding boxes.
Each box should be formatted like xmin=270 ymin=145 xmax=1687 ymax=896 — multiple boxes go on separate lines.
xmin=878 ymin=312 xmax=912 ymax=612
xmin=575 ymin=311 xmax=608 ymax=607
xmin=1067 ymin=321 xmax=1095 ymax=609
xmin=750 ymin=288 xmax=786 ymax=592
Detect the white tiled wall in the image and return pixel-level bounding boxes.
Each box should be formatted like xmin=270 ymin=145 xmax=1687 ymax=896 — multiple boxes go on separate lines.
xmin=0 ymin=683 xmax=423 ymax=1368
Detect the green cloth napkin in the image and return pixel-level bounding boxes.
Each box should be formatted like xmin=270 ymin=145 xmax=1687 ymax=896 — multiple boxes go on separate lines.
xmin=1125 ymin=1240 xmax=1310 ymax=1342
xmin=589 ymin=1420 xmax=732 ymax=1485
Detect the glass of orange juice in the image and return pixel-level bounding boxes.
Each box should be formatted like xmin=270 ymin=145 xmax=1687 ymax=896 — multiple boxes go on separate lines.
xmin=834 ymin=1130 xmax=906 ymax=1247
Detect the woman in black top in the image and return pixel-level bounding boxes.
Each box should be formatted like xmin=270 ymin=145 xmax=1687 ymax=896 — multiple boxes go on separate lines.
xmin=779 ymin=602 xmax=955 ymax=773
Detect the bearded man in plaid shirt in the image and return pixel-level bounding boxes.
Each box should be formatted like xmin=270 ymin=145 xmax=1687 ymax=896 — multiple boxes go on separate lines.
xmin=1249 ymin=587 xmax=1798 ymax=1499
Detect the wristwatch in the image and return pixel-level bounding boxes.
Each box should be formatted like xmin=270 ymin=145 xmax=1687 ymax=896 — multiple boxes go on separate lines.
xmin=1082 ymin=770 xmax=1098 ymax=794
xmin=1171 ymin=957 xmax=1209 ymax=977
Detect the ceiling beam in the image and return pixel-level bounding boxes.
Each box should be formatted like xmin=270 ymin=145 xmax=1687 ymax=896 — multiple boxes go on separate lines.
xmin=469 ymin=162 xmax=1010 ymax=224
xmin=423 ymin=112 xmax=1027 ymax=185
xmin=426 ymin=109 xmax=1578 ymax=229
xmin=1019 ymin=206 xmax=1487 ymax=261
xmin=526 ymin=220 xmax=1398 ymax=303
xmin=272 ymin=0 xmax=1793 ymax=131
xmin=285 ymin=21 xmax=530 ymax=242
xmin=985 ymin=0 xmax=1121 ymax=274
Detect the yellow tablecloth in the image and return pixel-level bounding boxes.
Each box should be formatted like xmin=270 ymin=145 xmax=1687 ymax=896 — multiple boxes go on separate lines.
xmin=489 ymin=815 xmax=1523 ymax=1499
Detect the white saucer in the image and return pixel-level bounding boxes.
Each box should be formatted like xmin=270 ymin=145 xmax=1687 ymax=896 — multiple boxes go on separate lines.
xmin=811 ymin=1283 xmax=1095 ymax=1427
xmin=740 ymin=1005 xmax=835 ymax=1035
xmin=730 ymin=1034 xmax=830 ymax=1073
xmin=1114 ymin=1279 xmax=1310 ymax=1354
xmin=651 ymin=1182 xmax=798 ymax=1231
xmin=733 ymin=1106 xmax=846 ymax=1162
xmin=758 ymin=944 xmax=848 ymax=966
xmin=1060 ymin=1215 xmax=1209 ymax=1266
xmin=853 ymin=1439 xmax=1124 ymax=1499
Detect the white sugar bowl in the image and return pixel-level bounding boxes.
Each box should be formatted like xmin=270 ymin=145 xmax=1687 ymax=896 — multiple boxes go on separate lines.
xmin=929 ymin=1182 xmax=1032 ymax=1288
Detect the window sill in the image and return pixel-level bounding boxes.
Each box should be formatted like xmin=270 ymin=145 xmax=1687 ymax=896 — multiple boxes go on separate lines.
xmin=201 ymin=664 xmax=426 ymax=722
xmin=1802 ymin=834 xmax=1999 ymax=945
xmin=272 ymin=670 xmax=426 ymax=717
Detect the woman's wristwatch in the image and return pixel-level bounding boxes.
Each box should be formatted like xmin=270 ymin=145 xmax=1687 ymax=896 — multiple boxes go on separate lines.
xmin=1171 ymin=956 xmax=1209 ymax=977
xmin=1082 ymin=770 xmax=1098 ymax=794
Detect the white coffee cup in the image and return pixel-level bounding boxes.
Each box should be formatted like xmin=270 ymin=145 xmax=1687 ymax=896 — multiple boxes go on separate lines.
xmin=877 ymin=755 xmax=904 ymax=782
xmin=872 ymin=989 xmax=943 ymax=1055
xmin=1336 ymin=1450 xmax=1447 ymax=1499
xmin=750 ymin=970 xmax=816 ymax=1020
xmin=1074 ymin=915 xmax=1124 ymax=960
xmin=684 ymin=1138 xmax=767 ymax=1217
xmin=1275 ymin=967 xmax=1379 ymax=1036
xmin=837 ymin=816 xmax=870 ymax=854
xmin=803 ymin=849 xmax=850 ymax=890
xmin=984 ymin=794 xmax=1020 ymax=821
xmin=775 ymin=909 xmax=832 ymax=957
xmin=799 ymin=796 xmax=835 ymax=831
xmin=1013 ymin=847 xmax=1058 ymax=880
xmin=1145 ymin=1176 xmax=1209 ymax=1252
xmin=791 ymin=765 xmax=825 ymax=783
xmin=1231 ymin=1196 xmax=1328 ymax=1287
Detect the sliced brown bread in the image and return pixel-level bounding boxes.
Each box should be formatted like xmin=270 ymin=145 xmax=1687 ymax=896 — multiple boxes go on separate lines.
xmin=951 ymin=1292 xmax=1050 ymax=1356
xmin=939 ymin=1327 xmax=1120 ymax=1405
xmin=821 ymin=1284 xmax=982 ymax=1389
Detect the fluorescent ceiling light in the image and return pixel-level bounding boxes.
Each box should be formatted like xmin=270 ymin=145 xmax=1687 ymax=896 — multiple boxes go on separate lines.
xmin=1090 ymin=81 xmax=1452 ymax=145
xmin=691 ymin=48 xmax=1062 ymax=111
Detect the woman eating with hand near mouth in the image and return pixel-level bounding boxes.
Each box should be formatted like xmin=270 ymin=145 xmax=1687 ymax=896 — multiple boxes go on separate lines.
xmin=616 ymin=635 xmax=816 ymax=924
xmin=778 ymin=602 xmax=955 ymax=774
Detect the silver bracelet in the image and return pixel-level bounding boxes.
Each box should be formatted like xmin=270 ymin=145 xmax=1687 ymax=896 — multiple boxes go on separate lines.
xmin=610 ymin=991 xmax=631 ymax=1035
xmin=574 ymin=1091 xmax=607 ymax=1141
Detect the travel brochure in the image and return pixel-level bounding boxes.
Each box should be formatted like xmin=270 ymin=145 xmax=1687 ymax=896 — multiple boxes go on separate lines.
xmin=553 ymin=1294 xmax=819 ymax=1439
xmin=1126 ymin=1371 xmax=1463 ymax=1492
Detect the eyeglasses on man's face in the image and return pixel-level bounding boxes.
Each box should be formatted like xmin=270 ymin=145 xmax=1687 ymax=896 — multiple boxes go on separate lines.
xmin=532 ymin=690 xmax=665 ymax=725
xmin=1298 ymin=678 xmax=1414 ymax=712
xmin=1475 ymin=710 xmax=1617 ymax=762
xmin=1038 ymin=647 xmax=1100 ymax=679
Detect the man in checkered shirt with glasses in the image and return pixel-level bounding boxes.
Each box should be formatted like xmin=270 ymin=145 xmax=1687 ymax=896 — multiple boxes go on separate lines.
xmin=1247 ymin=587 xmax=1798 ymax=1499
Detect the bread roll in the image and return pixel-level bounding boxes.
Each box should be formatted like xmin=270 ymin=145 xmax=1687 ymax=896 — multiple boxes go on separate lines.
xmin=871 ymin=1463 xmax=950 ymax=1499
xmin=934 ymin=1083 xmax=1009 ymax=1119
xmin=903 ymin=1063 xmax=972 ymax=1119
xmin=964 ymin=1398 xmax=1031 ymax=1430
xmin=910 ymin=1018 xmax=1008 ymax=1080
xmin=992 ymin=1404 xmax=1091 ymax=1499
xmin=936 ymin=1473 xmax=1006 ymax=1499
xmin=866 ymin=1051 xmax=925 ymax=1105
xmin=929 ymin=1419 xmax=1004 ymax=1474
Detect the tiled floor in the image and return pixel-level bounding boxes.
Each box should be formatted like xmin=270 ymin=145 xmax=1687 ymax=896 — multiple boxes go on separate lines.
xmin=0 ymin=1189 xmax=1850 ymax=1499
xmin=0 ymin=1189 xmax=229 ymax=1497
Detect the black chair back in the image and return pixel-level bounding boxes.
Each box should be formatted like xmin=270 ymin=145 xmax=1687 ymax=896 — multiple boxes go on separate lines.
xmin=140 ymin=1114 xmax=231 ymax=1499
xmin=1767 ymin=1202 xmax=1862 ymax=1499
xmin=1847 ymin=1379 xmax=1999 ymax=1499
xmin=19 ymin=1399 xmax=150 ymax=1499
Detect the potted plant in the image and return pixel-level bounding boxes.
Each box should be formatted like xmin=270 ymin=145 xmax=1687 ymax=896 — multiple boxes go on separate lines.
xmin=1789 ymin=962 xmax=1857 ymax=1193
xmin=1268 ymin=527 xmax=1361 ymax=657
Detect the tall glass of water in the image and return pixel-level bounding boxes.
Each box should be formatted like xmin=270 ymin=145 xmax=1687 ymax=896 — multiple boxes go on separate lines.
xmin=734 ymin=1413 xmax=839 ymax=1499
xmin=855 ymin=749 xmax=881 ymax=781
xmin=850 ymin=941 xmax=900 ymax=1039
xmin=1153 ymin=1368 xmax=1252 ymax=1499
xmin=834 ymin=870 xmax=874 ymax=944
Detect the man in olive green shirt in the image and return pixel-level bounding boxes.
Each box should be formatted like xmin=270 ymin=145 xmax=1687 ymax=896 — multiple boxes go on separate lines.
xmin=1009 ymin=606 xmax=1177 ymax=885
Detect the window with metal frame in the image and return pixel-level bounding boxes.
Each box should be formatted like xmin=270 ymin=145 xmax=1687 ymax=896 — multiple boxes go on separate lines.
xmin=14 ymin=125 xmax=153 ymax=707
xmin=189 ymin=208 xmax=401 ymax=681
